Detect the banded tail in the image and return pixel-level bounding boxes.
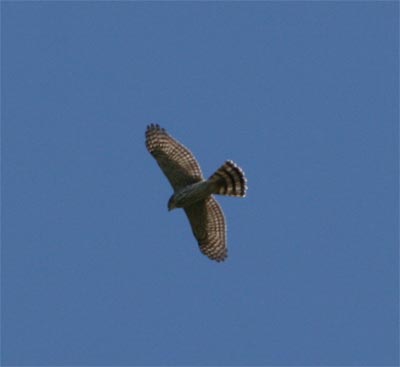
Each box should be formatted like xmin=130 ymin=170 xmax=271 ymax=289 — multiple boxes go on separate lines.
xmin=208 ymin=160 xmax=247 ymax=197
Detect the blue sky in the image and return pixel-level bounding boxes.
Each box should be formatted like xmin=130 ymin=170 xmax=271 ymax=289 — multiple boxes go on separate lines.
xmin=2 ymin=2 xmax=398 ymax=366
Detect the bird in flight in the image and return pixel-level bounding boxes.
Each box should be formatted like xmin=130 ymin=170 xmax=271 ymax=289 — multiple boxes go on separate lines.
xmin=145 ymin=124 xmax=247 ymax=262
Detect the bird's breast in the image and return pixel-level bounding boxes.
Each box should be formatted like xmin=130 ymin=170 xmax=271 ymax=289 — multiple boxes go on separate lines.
xmin=173 ymin=181 xmax=213 ymax=208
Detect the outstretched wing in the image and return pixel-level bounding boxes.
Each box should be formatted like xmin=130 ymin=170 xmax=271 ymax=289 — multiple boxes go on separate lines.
xmin=145 ymin=124 xmax=203 ymax=191
xmin=184 ymin=196 xmax=227 ymax=262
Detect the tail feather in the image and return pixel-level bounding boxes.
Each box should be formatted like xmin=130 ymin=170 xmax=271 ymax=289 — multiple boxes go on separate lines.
xmin=208 ymin=160 xmax=247 ymax=197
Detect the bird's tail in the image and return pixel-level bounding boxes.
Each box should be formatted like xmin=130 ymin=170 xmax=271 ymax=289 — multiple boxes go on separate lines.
xmin=208 ymin=160 xmax=247 ymax=197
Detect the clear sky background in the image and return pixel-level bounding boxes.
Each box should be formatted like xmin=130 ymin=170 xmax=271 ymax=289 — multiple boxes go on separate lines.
xmin=2 ymin=2 xmax=398 ymax=366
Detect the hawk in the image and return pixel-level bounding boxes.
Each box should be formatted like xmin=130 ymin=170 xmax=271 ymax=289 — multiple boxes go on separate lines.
xmin=145 ymin=124 xmax=247 ymax=262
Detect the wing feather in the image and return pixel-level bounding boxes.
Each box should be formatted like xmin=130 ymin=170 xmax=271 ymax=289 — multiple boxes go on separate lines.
xmin=184 ymin=197 xmax=227 ymax=262
xmin=145 ymin=124 xmax=203 ymax=191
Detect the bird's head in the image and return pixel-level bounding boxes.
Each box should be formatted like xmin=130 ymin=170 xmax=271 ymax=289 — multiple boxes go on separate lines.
xmin=168 ymin=195 xmax=177 ymax=211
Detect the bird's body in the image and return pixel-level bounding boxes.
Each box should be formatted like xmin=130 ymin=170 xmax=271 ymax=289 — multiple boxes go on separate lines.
xmin=145 ymin=124 xmax=247 ymax=262
xmin=168 ymin=180 xmax=213 ymax=210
